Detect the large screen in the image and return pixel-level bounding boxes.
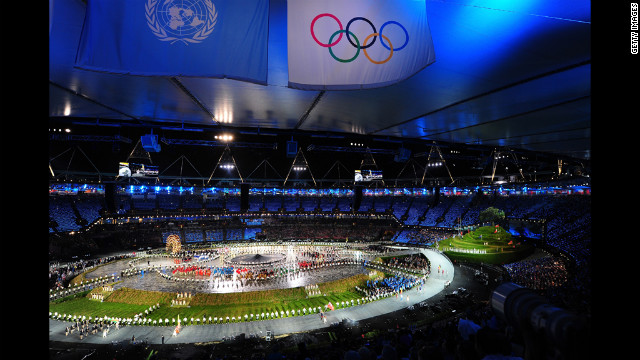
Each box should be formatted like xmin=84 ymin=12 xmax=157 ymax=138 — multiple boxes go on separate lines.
xmin=354 ymin=169 xmax=383 ymax=182
xmin=119 ymin=162 xmax=159 ymax=178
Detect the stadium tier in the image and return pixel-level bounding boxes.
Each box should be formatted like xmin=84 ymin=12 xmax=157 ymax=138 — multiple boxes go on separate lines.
xmin=49 ymin=183 xmax=590 ymax=267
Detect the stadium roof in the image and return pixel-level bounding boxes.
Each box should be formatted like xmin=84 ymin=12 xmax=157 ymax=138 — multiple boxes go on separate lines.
xmin=49 ymin=0 xmax=591 ymax=185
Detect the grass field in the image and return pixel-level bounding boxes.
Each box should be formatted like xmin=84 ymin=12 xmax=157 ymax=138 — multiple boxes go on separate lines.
xmin=434 ymin=225 xmax=534 ymax=264
xmin=49 ymin=273 xmax=373 ymax=324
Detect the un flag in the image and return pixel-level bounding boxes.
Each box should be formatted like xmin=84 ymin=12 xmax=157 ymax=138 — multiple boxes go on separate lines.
xmin=75 ymin=0 xmax=269 ymax=84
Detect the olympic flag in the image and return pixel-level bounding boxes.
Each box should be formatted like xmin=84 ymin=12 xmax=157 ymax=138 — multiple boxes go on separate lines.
xmin=287 ymin=0 xmax=435 ymax=90
xmin=75 ymin=0 xmax=269 ymax=84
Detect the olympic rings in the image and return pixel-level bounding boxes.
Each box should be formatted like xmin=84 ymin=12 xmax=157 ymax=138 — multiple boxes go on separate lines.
xmin=310 ymin=14 xmax=409 ymax=64
xmin=329 ymin=30 xmax=360 ymax=63
xmin=311 ymin=14 xmax=343 ymax=47
xmin=379 ymin=21 xmax=409 ymax=51
xmin=346 ymin=17 xmax=376 ymax=49
xmin=362 ymin=33 xmax=393 ymax=65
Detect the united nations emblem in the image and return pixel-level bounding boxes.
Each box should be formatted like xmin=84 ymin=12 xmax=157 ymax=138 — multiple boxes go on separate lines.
xmin=146 ymin=0 xmax=217 ymax=44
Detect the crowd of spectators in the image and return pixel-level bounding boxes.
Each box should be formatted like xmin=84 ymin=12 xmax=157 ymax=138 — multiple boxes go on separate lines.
xmin=404 ymin=198 xmax=428 ymax=225
xmin=382 ymin=254 xmax=430 ymax=273
xmin=53 ymin=191 xmax=590 ymax=271
xmin=49 ymin=196 xmax=82 ymax=232
xmin=319 ymin=197 xmax=338 ymax=211
xmin=365 ymin=274 xmax=420 ymax=297
xmin=391 ymin=197 xmax=412 ymax=221
xmin=204 ymin=196 xmax=226 ymax=210
xmin=227 ymin=197 xmax=242 ymax=211
xmin=131 ymin=196 xmax=156 ymax=210
xmin=358 ymin=197 xmax=374 ymax=211
xmin=373 ymin=197 xmax=392 ymax=212
xmin=259 ymin=219 xmax=393 ymax=242
xmin=265 ymin=196 xmax=284 ymax=211
xmin=226 ymin=228 xmax=244 ymax=241
xmin=300 ymin=197 xmax=318 ymax=211
xmin=245 ymin=228 xmax=262 ymax=240
xmin=336 ymin=198 xmax=352 ymax=211
xmin=438 ymin=196 xmax=472 ymax=228
xmin=421 ymin=197 xmax=456 ymax=226
xmin=73 ymin=196 xmax=104 ymax=225
xmin=249 ymin=302 xmax=580 ymax=360
xmin=205 ymin=229 xmax=225 ymax=242
xmin=543 ymin=196 xmax=591 ymax=266
xmin=394 ymin=228 xmax=456 ymax=246
xmin=502 ymin=256 xmax=568 ymax=291
xmin=184 ymin=230 xmax=204 ymax=243
xmin=157 ymin=194 xmax=180 ymax=210
xmin=48 ymin=254 xmax=132 ymax=291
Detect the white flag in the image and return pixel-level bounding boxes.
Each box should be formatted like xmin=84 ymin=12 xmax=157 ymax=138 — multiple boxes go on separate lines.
xmin=287 ymin=0 xmax=435 ymax=90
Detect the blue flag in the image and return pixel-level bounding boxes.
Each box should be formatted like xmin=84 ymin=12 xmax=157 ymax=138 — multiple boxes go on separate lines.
xmin=75 ymin=0 xmax=269 ymax=84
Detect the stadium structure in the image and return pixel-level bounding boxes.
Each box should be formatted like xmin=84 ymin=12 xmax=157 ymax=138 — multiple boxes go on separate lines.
xmin=48 ymin=1 xmax=596 ymax=359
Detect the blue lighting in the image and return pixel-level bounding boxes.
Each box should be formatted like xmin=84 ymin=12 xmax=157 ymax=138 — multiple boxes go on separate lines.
xmin=427 ymin=0 xmax=590 ymax=80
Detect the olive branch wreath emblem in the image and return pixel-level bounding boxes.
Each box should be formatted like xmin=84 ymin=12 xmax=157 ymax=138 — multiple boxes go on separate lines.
xmin=145 ymin=0 xmax=218 ymax=45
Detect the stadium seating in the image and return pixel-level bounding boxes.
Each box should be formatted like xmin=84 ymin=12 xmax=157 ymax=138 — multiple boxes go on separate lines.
xmin=317 ymin=196 xmax=334 ymax=211
xmin=300 ymin=196 xmax=318 ymax=211
xmin=244 ymin=228 xmax=261 ymax=240
xmin=405 ymin=197 xmax=429 ymax=225
xmin=48 ymin=185 xmax=591 ymax=269
xmin=205 ymin=229 xmax=225 ymax=242
xmin=264 ymin=195 xmax=282 ymax=211
xmin=49 ymin=196 xmax=81 ymax=232
xmin=74 ymin=195 xmax=104 ymax=225
xmin=248 ymin=195 xmax=262 ymax=211
xmin=184 ymin=229 xmax=204 ymax=243
xmin=226 ymin=196 xmax=241 ymax=211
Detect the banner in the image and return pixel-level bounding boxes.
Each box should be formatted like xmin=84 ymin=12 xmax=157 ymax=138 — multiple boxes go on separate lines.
xmin=75 ymin=0 xmax=269 ymax=84
xmin=287 ymin=0 xmax=435 ymax=90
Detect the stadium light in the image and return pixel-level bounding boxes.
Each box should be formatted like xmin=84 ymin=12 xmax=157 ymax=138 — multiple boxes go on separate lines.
xmin=215 ymin=134 xmax=234 ymax=142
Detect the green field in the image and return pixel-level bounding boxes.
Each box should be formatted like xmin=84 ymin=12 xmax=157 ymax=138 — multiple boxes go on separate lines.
xmin=434 ymin=225 xmax=533 ymax=264
xmin=49 ymin=273 xmax=374 ymax=325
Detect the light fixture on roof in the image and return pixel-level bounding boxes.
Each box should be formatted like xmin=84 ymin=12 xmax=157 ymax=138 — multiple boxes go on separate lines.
xmin=215 ymin=134 xmax=233 ymax=142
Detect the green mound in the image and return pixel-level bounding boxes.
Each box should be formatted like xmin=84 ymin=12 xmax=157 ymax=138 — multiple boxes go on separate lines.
xmin=435 ymin=225 xmax=533 ymax=264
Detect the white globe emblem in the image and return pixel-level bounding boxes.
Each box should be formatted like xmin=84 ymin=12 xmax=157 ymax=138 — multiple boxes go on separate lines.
xmin=146 ymin=0 xmax=218 ymax=44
